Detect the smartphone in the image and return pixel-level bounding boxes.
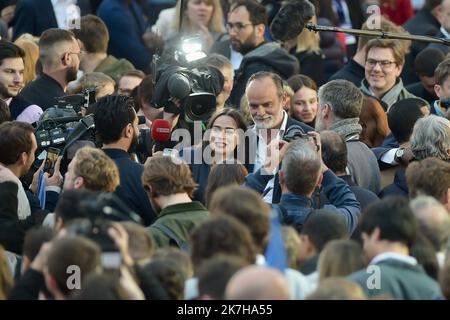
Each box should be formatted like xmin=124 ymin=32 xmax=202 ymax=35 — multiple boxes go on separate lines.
xmin=44 ymin=147 xmax=60 ymax=175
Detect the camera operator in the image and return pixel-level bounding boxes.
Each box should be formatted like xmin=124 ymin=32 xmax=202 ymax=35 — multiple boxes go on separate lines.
xmin=19 ymin=29 xmax=81 ymax=110
xmin=0 ymin=40 xmax=42 ymax=124
xmin=0 ymin=121 xmax=62 ymax=255
xmin=93 ymin=95 xmax=156 ymax=226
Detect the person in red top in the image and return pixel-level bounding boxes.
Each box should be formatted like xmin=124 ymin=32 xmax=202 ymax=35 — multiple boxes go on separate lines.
xmin=380 ymin=0 xmax=414 ymax=25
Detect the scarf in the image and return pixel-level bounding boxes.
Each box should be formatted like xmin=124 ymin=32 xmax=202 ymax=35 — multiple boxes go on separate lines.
xmin=360 ymin=78 xmax=408 ymax=111
xmin=0 ymin=164 xmax=31 ymax=220
xmin=330 ymin=118 xmax=362 ymax=141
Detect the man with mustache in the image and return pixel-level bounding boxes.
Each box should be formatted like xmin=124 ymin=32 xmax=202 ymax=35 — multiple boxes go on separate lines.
xmin=19 ymin=28 xmax=81 ymax=110
xmin=0 ymin=40 xmax=42 ymax=123
xmin=245 ymin=71 xmax=313 ymax=204
xmin=226 ymin=0 xmax=299 ymax=108
xmin=93 ymin=95 xmax=156 ymax=226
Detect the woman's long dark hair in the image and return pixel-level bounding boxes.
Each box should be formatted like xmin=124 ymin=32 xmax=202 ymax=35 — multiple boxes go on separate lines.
xmin=202 ymin=108 xmax=250 ymax=166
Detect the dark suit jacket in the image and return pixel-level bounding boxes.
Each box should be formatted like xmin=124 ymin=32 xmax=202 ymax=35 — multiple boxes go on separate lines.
xmin=97 ymin=0 xmax=151 ymax=72
xmin=12 ymin=0 xmax=91 ymax=40
xmin=102 ymin=148 xmax=156 ymax=226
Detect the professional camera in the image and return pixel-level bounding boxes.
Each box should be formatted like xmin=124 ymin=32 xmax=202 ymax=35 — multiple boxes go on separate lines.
xmin=34 ymin=88 xmax=97 ymax=151
xmin=152 ymin=64 xmax=224 ymax=122
xmin=283 ymin=125 xmax=308 ymax=143
xmin=151 ymin=36 xmax=224 ymax=123
xmin=64 ymin=192 xmax=143 ymax=252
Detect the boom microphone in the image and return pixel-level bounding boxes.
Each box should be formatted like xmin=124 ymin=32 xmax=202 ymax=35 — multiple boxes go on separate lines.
xmin=270 ymin=0 xmax=315 ymax=42
xmin=151 ymin=119 xmax=172 ymax=142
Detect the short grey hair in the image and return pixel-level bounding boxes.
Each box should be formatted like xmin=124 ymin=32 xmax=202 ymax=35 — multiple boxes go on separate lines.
xmin=410 ymin=115 xmax=450 ymax=161
xmin=281 ymin=139 xmax=321 ymax=195
xmin=410 ymin=195 xmax=450 ymax=251
xmin=317 ymin=79 xmax=363 ymax=119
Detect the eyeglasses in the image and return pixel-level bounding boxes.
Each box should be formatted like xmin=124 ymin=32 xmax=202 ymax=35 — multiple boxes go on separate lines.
xmin=67 ymin=50 xmax=84 ymax=58
xmin=226 ymin=22 xmax=253 ymax=32
xmin=365 ymin=59 xmax=397 ymax=69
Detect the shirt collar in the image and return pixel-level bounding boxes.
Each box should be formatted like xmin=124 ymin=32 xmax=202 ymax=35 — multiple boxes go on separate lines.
xmin=370 ymin=252 xmax=418 ymax=266
xmin=441 ymin=26 xmax=450 ymax=39
xmin=51 ymin=0 xmax=75 ymax=5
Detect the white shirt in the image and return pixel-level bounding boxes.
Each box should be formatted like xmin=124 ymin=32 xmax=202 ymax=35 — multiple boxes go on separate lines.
xmin=230 ymin=48 xmax=243 ymax=72
xmin=441 ymin=26 xmax=450 ymax=39
xmin=253 ymin=111 xmax=289 ymax=203
xmin=51 ymin=0 xmax=80 ymax=30
xmin=370 ymin=252 xmax=418 ymax=266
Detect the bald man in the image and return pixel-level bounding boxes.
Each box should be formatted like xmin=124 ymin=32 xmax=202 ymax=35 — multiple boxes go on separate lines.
xmin=225 ymin=266 xmax=290 ymax=300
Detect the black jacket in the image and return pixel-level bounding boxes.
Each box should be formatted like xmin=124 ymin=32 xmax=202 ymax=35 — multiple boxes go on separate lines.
xmin=320 ymin=174 xmax=379 ymax=211
xmin=103 ymin=149 xmax=156 ymax=226
xmin=0 ymin=182 xmax=47 ymax=254
xmin=405 ymin=82 xmax=437 ymax=104
xmin=379 ymin=167 xmax=409 ymax=198
xmin=403 ymin=9 xmax=441 ymax=85
xmin=328 ymin=59 xmax=364 ymax=87
xmin=12 ymin=0 xmax=91 ymax=40
xmin=19 ymin=74 xmax=65 ymax=111
xmin=228 ymin=42 xmax=299 ymax=108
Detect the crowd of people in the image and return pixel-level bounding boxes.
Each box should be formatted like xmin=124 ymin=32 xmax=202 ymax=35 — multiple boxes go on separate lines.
xmin=0 ymin=0 xmax=450 ymax=300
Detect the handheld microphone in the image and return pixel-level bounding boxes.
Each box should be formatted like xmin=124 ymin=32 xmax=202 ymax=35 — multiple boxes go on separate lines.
xmin=151 ymin=119 xmax=172 ymax=142
xmin=270 ymin=0 xmax=315 ymax=42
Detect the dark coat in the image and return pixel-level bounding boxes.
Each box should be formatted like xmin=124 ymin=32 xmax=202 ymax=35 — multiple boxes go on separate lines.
xmin=102 ymin=148 xmax=156 ymax=226
xmin=97 ymin=0 xmax=151 ymax=72
xmin=228 ymin=42 xmax=299 ymax=108
xmin=19 ymin=74 xmax=65 ymax=111
xmin=328 ymin=59 xmax=364 ymax=87
xmin=379 ymin=167 xmax=409 ymax=198
xmin=12 ymin=0 xmax=91 ymax=40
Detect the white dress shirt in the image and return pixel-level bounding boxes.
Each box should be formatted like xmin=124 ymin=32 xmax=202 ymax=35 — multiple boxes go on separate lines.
xmin=253 ymin=111 xmax=289 ymax=203
xmin=51 ymin=0 xmax=80 ymax=30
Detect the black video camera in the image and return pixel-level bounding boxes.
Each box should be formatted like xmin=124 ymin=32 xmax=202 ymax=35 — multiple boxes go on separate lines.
xmin=283 ymin=125 xmax=308 ymax=142
xmin=34 ymin=88 xmax=97 ymax=151
xmin=152 ymin=64 xmax=224 ymax=122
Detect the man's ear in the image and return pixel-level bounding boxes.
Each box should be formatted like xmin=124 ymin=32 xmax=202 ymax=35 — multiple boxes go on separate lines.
xmin=371 ymin=227 xmax=381 ymax=242
xmin=434 ymin=84 xmax=442 ymax=98
xmin=122 ymin=123 xmax=133 ymax=139
xmin=255 ymin=23 xmax=265 ymax=39
xmin=55 ymin=216 xmax=64 ymax=232
xmin=316 ymin=172 xmax=323 ymax=188
xmin=279 ymin=170 xmax=285 ymax=187
xmin=73 ymin=176 xmax=84 ymax=189
xmin=18 ymin=151 xmax=27 ymax=167
xmin=44 ymin=269 xmax=59 ymax=296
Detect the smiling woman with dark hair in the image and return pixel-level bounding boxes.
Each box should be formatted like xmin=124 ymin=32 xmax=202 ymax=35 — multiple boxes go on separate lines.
xmin=180 ymin=107 xmax=250 ymax=204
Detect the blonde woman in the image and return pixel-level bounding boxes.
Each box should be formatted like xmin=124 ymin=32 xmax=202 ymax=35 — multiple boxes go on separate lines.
xmin=291 ymin=15 xmax=324 ymax=86
xmin=154 ymin=0 xmax=225 ymax=52
xmin=14 ymin=34 xmax=40 ymax=85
